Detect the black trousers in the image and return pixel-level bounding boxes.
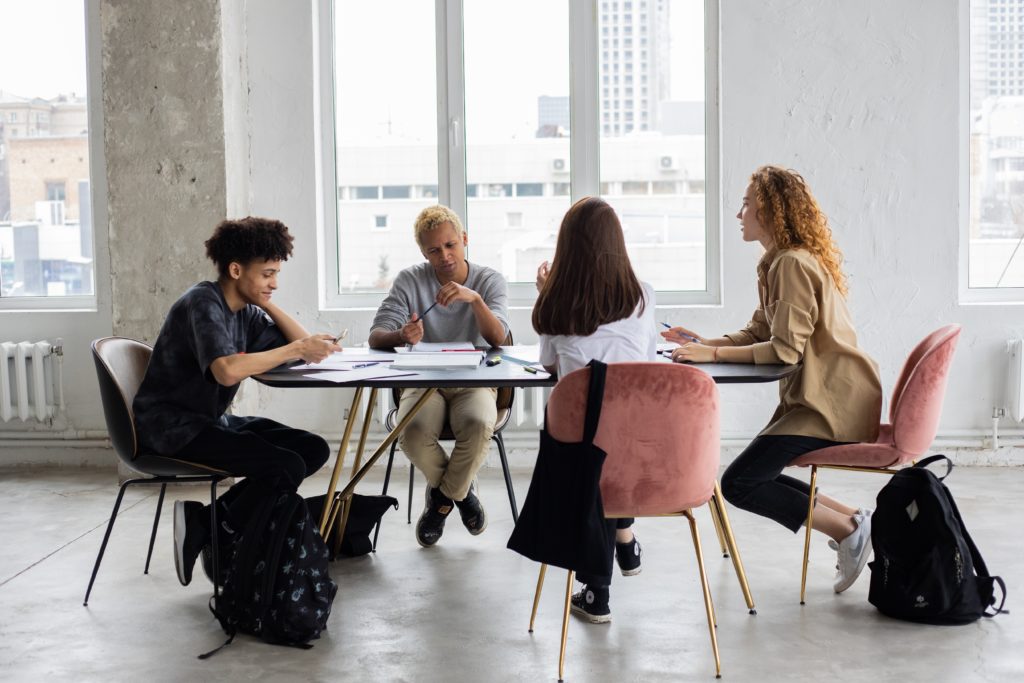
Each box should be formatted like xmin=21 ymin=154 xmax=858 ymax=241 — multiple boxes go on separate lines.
xmin=721 ymin=434 xmax=847 ymax=533
xmin=173 ymin=415 xmax=330 ymax=535
xmin=576 ymin=517 xmax=634 ymax=587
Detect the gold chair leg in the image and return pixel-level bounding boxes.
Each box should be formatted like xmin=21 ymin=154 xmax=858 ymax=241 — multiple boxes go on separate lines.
xmin=800 ymin=465 xmax=819 ymax=605
xmin=713 ymin=482 xmax=757 ymax=614
xmin=529 ymin=564 xmax=548 ymax=633
xmin=319 ymin=387 xmax=364 ymax=535
xmin=708 ymin=492 xmax=729 ymax=557
xmin=686 ymin=509 xmax=722 ymax=678
xmin=558 ymin=570 xmax=574 ymax=683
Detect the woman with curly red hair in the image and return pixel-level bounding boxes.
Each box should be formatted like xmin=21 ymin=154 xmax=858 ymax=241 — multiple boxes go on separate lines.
xmin=663 ymin=166 xmax=883 ymax=594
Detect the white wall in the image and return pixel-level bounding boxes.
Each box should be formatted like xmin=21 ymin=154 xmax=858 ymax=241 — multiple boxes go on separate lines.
xmin=3 ymin=0 xmax=1021 ymax=465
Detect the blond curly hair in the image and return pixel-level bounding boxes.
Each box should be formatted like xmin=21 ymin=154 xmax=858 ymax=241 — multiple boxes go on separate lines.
xmin=414 ymin=205 xmax=465 ymax=244
xmin=750 ymin=166 xmax=848 ymax=296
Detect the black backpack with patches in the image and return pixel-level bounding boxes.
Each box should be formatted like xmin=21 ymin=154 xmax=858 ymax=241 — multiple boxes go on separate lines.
xmin=867 ymin=455 xmax=1007 ymax=624
xmin=201 ymin=488 xmax=337 ymax=657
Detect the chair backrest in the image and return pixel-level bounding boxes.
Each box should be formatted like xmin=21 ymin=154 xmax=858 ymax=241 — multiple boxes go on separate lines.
xmin=92 ymin=336 xmax=153 ymax=464
xmin=546 ymin=362 xmax=720 ymax=517
xmin=888 ymin=324 xmax=961 ymax=456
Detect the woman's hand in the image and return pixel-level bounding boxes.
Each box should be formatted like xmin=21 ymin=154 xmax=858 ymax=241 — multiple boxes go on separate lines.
xmin=671 ymin=342 xmax=716 ymax=364
xmin=536 ymin=261 xmax=550 ymax=292
xmin=660 ymin=325 xmax=704 ymax=345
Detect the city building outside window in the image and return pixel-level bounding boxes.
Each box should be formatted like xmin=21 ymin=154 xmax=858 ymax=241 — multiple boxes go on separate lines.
xmin=964 ymin=0 xmax=1024 ymax=301
xmin=318 ymin=0 xmax=718 ymax=305
xmin=1 ymin=1 xmax=96 ymax=303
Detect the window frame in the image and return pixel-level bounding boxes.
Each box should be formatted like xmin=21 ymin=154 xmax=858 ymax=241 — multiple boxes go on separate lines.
xmin=959 ymin=0 xmax=1024 ymax=305
xmin=0 ymin=0 xmax=105 ymax=311
xmin=315 ymin=0 xmax=721 ymax=310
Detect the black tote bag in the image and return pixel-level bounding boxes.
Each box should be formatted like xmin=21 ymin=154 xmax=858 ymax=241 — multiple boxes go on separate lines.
xmin=507 ymin=360 xmax=613 ymax=578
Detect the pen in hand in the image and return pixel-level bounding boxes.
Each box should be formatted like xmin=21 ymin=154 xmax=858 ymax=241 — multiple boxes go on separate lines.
xmin=332 ymin=328 xmax=349 ymax=344
xmin=413 ymin=301 xmax=439 ymax=322
xmin=660 ymin=322 xmax=698 ymax=343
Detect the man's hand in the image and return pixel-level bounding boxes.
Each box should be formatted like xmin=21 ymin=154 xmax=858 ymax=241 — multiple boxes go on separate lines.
xmin=536 ymin=261 xmax=550 ymax=292
xmin=294 ymin=334 xmax=341 ymax=363
xmin=436 ymin=281 xmax=481 ymax=307
xmin=400 ymin=315 xmax=425 ymax=345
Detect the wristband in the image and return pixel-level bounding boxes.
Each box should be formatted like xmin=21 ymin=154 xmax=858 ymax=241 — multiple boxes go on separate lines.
xmin=713 ymin=346 xmax=720 ymax=363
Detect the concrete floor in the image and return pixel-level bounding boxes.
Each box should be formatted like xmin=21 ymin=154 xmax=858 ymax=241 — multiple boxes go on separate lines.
xmin=0 ymin=464 xmax=1021 ymax=682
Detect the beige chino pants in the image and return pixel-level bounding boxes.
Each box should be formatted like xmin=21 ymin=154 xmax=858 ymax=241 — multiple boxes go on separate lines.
xmin=396 ymin=386 xmax=497 ymax=501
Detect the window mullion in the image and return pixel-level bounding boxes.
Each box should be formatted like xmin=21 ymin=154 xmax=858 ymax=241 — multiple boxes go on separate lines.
xmin=436 ymin=0 xmax=468 ymax=233
xmin=569 ymin=0 xmax=600 ymax=200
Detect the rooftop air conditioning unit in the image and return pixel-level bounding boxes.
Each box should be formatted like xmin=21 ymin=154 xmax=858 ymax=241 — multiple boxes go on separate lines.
xmin=551 ymin=158 xmax=569 ymax=173
xmin=659 ymin=155 xmax=678 ymax=171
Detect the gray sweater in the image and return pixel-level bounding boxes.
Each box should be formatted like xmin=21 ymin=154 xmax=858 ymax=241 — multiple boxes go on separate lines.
xmin=371 ymin=261 xmax=509 ymax=347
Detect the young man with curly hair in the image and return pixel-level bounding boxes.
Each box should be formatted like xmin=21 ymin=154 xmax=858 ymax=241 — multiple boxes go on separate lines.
xmin=133 ymin=217 xmax=341 ymax=586
xmin=369 ymin=205 xmax=509 ymax=548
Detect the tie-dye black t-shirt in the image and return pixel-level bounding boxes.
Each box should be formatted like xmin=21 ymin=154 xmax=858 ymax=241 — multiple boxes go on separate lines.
xmin=133 ymin=281 xmax=287 ymax=454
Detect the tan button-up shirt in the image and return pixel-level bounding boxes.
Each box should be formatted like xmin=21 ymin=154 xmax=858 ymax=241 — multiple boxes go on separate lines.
xmin=724 ymin=248 xmax=882 ymax=442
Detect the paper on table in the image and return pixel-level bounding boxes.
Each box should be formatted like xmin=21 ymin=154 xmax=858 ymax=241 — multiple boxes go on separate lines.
xmin=409 ymin=341 xmax=477 ymax=353
xmin=497 ymin=345 xmax=543 ymax=365
xmin=290 ymin=349 xmax=398 ymax=371
xmin=657 ymin=341 xmax=681 ymax=352
xmin=302 ymin=367 xmax=418 ymax=383
xmin=391 ymin=352 xmax=483 ymax=370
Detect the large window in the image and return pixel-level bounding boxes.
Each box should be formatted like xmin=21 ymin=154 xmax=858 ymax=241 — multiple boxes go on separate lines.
xmin=318 ymin=0 xmax=718 ymax=307
xmin=0 ymin=1 xmax=96 ymax=304
xmin=964 ymin=0 xmax=1024 ymax=301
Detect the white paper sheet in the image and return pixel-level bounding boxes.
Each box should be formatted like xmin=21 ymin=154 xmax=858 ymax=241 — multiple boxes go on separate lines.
xmin=302 ymin=367 xmax=418 ymax=383
xmin=290 ymin=349 xmax=398 ymax=371
xmin=390 ymin=352 xmax=483 ymax=370
xmin=409 ymin=341 xmax=478 ymax=353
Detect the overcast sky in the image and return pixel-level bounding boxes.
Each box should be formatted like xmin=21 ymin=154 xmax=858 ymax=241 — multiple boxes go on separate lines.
xmin=0 ymin=0 xmax=702 ymax=140
xmin=0 ymin=1 xmax=88 ymax=99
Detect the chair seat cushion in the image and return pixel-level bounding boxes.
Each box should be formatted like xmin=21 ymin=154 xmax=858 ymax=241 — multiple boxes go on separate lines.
xmin=788 ymin=425 xmax=913 ymax=469
xmin=131 ymin=452 xmax=229 ymax=477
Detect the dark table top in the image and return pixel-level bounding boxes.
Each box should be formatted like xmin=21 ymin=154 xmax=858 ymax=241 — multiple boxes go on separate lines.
xmin=254 ymin=347 xmax=799 ymax=389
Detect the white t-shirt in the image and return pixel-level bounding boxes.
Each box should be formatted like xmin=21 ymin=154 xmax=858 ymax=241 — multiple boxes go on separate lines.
xmin=539 ymin=282 xmax=658 ymax=377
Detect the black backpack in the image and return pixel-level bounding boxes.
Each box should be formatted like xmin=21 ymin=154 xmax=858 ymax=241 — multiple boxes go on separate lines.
xmin=868 ymin=455 xmax=1007 ymax=624
xmin=200 ymin=488 xmax=338 ymax=658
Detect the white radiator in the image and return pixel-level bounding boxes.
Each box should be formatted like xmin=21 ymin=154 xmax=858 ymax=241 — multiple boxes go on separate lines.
xmin=0 ymin=340 xmax=63 ymax=423
xmin=1009 ymin=339 xmax=1024 ymax=423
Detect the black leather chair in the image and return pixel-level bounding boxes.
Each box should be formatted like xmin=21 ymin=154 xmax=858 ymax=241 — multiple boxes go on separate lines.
xmin=85 ymin=337 xmax=229 ymax=605
xmin=372 ymin=341 xmax=519 ymax=551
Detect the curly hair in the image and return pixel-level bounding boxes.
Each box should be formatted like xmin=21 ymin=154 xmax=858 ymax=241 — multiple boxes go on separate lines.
xmin=749 ymin=166 xmax=848 ymax=296
xmin=414 ymin=205 xmax=465 ymax=244
xmin=204 ymin=217 xmax=294 ymax=278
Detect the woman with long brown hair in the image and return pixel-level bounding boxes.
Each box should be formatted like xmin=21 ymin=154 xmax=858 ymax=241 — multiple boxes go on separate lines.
xmin=533 ymin=196 xmax=658 ymax=623
xmin=664 ymin=166 xmax=883 ymax=594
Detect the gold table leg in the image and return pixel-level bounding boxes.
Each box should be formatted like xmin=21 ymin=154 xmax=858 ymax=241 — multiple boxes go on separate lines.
xmin=319 ymin=387 xmax=364 ymax=536
xmin=337 ymin=388 xmax=378 ymax=543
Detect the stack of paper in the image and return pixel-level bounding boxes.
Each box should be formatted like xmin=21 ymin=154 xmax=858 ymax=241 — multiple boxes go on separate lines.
xmin=408 ymin=342 xmax=478 ymax=353
xmin=390 ymin=352 xmax=483 ymax=370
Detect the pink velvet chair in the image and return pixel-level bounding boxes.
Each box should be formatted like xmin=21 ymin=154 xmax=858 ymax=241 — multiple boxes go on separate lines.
xmin=528 ymin=362 xmax=739 ymax=680
xmin=789 ymin=324 xmax=962 ymax=604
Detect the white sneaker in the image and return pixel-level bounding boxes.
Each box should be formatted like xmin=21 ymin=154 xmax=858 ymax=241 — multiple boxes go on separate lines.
xmin=830 ymin=512 xmax=872 ymax=593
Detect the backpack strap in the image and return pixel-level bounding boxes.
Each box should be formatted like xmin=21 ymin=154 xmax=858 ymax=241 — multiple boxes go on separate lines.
xmin=914 ymin=454 xmax=953 ymax=480
xmin=581 ymin=360 xmax=608 ymax=446
xmin=944 ymin=484 xmax=1010 ymax=617
xmin=198 ymin=595 xmax=237 ymax=659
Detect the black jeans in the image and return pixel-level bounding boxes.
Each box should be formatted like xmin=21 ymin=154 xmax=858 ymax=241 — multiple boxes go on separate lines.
xmin=577 ymin=517 xmax=634 ymax=587
xmin=721 ymin=435 xmax=847 ymax=533
xmin=173 ymin=415 xmax=330 ymax=535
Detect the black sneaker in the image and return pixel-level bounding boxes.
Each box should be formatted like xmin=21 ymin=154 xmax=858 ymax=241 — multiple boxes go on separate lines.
xmin=454 ymin=481 xmax=487 ymax=535
xmin=570 ymin=584 xmax=611 ymax=624
xmin=415 ymin=486 xmax=453 ymax=548
xmin=173 ymin=500 xmax=208 ymax=586
xmin=616 ymin=535 xmax=643 ymax=576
